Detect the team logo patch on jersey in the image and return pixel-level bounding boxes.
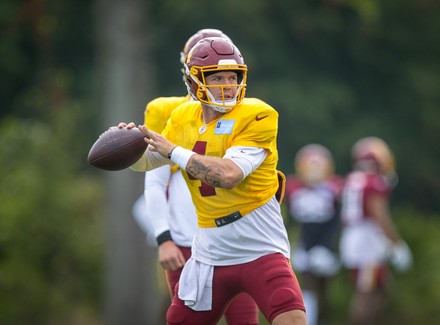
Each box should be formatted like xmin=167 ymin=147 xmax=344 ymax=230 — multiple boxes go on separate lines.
xmin=214 ymin=119 xmax=235 ymax=134
xmin=199 ymin=126 xmax=207 ymax=134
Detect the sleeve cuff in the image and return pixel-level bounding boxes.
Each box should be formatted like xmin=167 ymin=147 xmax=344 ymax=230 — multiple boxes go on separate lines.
xmin=156 ymin=230 xmax=173 ymax=246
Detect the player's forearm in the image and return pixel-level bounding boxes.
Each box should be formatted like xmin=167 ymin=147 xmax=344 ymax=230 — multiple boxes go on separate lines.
xmin=369 ymin=195 xmax=401 ymax=243
xmin=130 ymin=147 xmax=170 ymax=172
xmin=187 ymin=155 xmax=243 ymax=189
xmin=377 ymin=215 xmax=401 ymax=243
xmin=170 ymin=146 xmax=243 ymax=189
xmin=144 ymin=167 xmax=171 ymax=238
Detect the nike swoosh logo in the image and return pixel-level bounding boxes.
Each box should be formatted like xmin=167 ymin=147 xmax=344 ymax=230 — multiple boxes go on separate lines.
xmin=256 ymin=114 xmax=269 ymax=121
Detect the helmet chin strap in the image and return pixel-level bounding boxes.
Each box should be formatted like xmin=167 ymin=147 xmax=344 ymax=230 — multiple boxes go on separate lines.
xmin=185 ymin=83 xmax=198 ymax=102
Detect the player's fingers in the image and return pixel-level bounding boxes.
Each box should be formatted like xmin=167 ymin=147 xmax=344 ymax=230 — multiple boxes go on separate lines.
xmin=138 ymin=125 xmax=147 ymax=134
xmin=172 ymin=258 xmax=186 ymax=271
xmin=147 ymin=129 xmax=161 ymax=141
xmin=162 ymin=258 xmax=179 ymax=271
xmin=175 ymin=252 xmax=186 ymax=268
xmin=167 ymin=262 xmax=178 ymax=271
xmin=147 ymin=138 xmax=156 ymax=147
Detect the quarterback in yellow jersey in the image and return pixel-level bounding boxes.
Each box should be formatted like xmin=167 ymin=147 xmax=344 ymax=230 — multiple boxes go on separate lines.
xmin=163 ymin=97 xmax=279 ymax=228
xmin=121 ymin=37 xmax=306 ymax=325
xmin=131 ymin=30 xmax=259 ymax=324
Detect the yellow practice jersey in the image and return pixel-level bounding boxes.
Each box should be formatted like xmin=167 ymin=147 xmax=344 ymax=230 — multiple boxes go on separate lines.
xmin=144 ymin=95 xmax=191 ymax=174
xmin=162 ymin=98 xmax=280 ymax=228
xmin=144 ymin=95 xmax=190 ymax=132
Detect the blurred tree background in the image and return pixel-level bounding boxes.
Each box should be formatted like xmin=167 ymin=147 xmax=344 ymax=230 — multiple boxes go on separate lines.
xmin=0 ymin=0 xmax=439 ymax=324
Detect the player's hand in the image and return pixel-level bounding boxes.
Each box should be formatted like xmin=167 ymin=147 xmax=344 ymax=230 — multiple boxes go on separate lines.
xmin=138 ymin=125 xmax=176 ymax=159
xmin=116 ymin=122 xmax=136 ymax=129
xmin=389 ymin=241 xmax=413 ymax=272
xmin=158 ymin=241 xmax=186 ymax=271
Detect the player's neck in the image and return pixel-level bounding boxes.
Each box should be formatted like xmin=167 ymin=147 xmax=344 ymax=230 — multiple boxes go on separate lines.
xmin=201 ymin=105 xmax=224 ymax=124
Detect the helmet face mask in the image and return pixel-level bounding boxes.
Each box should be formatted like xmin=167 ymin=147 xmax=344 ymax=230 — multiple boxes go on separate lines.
xmin=184 ymin=37 xmax=247 ymax=113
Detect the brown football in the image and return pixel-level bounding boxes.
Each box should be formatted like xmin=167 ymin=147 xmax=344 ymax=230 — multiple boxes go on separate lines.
xmin=87 ymin=127 xmax=148 ymax=171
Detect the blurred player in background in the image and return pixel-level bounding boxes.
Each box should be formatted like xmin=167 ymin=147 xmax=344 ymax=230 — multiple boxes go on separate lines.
xmin=284 ymin=144 xmax=344 ymax=325
xmin=339 ymin=136 xmax=413 ymax=325
xmin=132 ymin=29 xmax=259 ymax=324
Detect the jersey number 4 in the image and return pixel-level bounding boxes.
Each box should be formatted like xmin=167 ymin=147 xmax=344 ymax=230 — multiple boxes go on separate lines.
xmin=187 ymin=141 xmax=216 ymax=197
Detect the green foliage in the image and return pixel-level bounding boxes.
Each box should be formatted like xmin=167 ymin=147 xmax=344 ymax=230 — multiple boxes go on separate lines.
xmin=383 ymin=209 xmax=440 ymax=325
xmin=0 ymin=1 xmax=103 ymax=323
xmin=0 ymin=115 xmax=104 ymax=324
xmin=0 ymin=0 xmax=94 ymax=119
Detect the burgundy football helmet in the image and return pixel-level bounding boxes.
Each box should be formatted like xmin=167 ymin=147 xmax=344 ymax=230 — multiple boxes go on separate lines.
xmin=184 ymin=37 xmax=247 ymax=112
xmin=351 ymin=136 xmax=396 ymax=176
xmin=180 ymin=29 xmax=232 ymax=64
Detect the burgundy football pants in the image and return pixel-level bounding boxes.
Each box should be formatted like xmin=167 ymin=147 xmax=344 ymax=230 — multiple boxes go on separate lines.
xmin=166 ymin=252 xmax=305 ymax=325
xmin=166 ymin=246 xmax=259 ymax=324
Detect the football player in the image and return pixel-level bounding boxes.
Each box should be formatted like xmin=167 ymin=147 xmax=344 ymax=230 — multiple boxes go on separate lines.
xmin=123 ymin=37 xmax=306 ymax=324
xmin=132 ymin=30 xmax=259 ymax=324
xmin=339 ymin=136 xmax=412 ymax=325
xmin=285 ymin=144 xmax=344 ymax=325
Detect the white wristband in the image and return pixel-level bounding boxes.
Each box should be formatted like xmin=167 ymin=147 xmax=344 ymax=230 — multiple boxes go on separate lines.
xmin=170 ymin=146 xmax=196 ymax=170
